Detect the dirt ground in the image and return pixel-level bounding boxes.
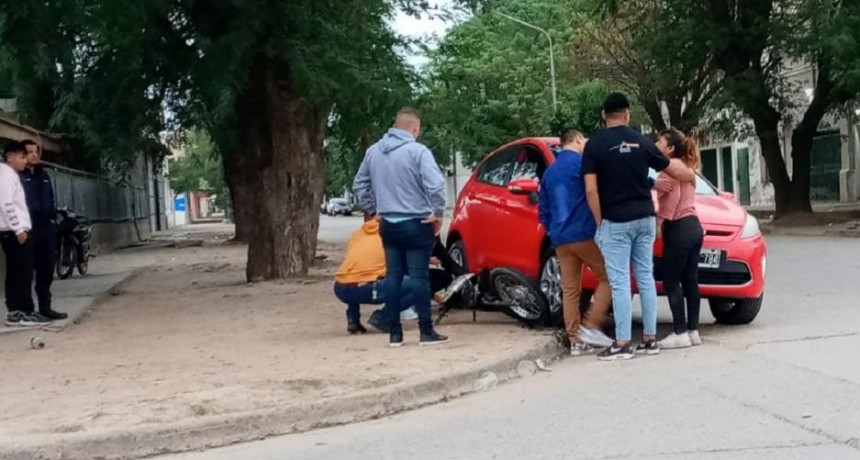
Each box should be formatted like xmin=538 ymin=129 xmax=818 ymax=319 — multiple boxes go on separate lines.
xmin=0 ymin=239 xmax=551 ymax=447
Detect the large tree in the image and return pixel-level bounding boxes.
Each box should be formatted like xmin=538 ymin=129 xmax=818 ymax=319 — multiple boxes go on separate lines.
xmin=0 ymin=0 xmax=430 ymax=281
xmin=607 ymin=0 xmax=860 ymax=217
xmin=571 ymin=0 xmax=721 ymax=134
xmin=421 ymin=0 xmax=612 ymax=166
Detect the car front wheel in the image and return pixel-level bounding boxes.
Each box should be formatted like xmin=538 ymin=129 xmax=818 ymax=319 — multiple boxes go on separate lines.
xmin=539 ymin=248 xmax=563 ymax=326
xmin=709 ymin=295 xmax=764 ymax=325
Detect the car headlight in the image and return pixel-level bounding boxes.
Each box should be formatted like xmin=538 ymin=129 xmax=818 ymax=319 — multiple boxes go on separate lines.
xmin=741 ymin=214 xmax=761 ymax=239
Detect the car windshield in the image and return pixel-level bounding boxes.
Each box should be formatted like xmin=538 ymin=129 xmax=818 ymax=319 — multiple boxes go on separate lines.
xmin=548 ymin=143 xmax=717 ymax=196
xmin=648 ymin=169 xmax=717 ymax=196
xmin=331 ymin=199 xmax=348 ymax=205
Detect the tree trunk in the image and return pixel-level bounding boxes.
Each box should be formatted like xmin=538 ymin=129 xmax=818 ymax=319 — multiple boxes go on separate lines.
xmin=223 ymin=151 xmax=255 ymax=243
xmin=749 ymin=114 xmax=794 ymax=218
xmin=232 ymin=59 xmax=326 ymax=281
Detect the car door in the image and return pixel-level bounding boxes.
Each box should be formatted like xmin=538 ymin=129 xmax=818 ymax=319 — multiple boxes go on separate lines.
xmin=464 ymin=146 xmax=519 ymax=270
xmin=494 ymin=144 xmax=549 ymax=277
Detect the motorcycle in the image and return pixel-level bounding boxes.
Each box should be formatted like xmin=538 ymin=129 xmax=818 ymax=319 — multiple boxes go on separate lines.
xmin=56 ymin=208 xmax=93 ymax=279
xmin=434 ymin=267 xmax=549 ymax=328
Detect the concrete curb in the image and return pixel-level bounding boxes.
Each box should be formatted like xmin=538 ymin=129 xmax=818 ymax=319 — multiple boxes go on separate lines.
xmin=2 ymin=332 xmax=564 ymax=460
xmin=760 ymin=225 xmax=860 ymax=239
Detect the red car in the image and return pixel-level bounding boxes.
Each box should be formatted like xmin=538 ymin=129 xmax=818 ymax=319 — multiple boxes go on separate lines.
xmin=447 ymin=137 xmax=767 ymax=327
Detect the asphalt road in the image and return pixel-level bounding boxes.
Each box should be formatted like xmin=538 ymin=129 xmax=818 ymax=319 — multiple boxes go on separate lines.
xmin=162 ymin=234 xmax=860 ymax=460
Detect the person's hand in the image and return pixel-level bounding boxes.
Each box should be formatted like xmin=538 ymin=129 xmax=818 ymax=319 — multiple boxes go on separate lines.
xmin=16 ymin=231 xmax=27 ymax=245
xmin=429 ymin=257 xmax=442 ymax=267
xmin=422 ymin=215 xmax=443 ymax=235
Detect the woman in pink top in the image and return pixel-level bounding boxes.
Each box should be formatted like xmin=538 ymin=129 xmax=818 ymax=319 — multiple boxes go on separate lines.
xmin=654 ymin=128 xmax=704 ymax=349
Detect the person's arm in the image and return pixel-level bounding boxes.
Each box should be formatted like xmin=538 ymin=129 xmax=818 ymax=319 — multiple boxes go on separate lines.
xmin=581 ymin=146 xmax=602 ymax=225
xmin=0 ymin=172 xmax=28 ymax=239
xmin=584 ymin=174 xmax=601 ymax=226
xmin=419 ymin=148 xmax=447 ymax=234
xmin=663 ymin=158 xmax=695 ymax=182
xmin=420 ymin=148 xmax=447 ymax=219
xmin=538 ymin=173 xmax=551 ymax=231
xmin=654 ymin=173 xmax=674 ymax=197
xmin=352 ymin=153 xmax=376 ymax=215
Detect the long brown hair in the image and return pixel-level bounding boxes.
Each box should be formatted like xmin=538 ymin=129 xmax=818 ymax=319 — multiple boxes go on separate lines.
xmin=659 ymin=128 xmax=700 ymax=170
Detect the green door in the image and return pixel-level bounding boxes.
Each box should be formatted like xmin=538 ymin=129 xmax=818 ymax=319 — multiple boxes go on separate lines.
xmin=810 ymin=132 xmax=841 ymax=202
xmin=736 ymin=148 xmax=751 ymax=205
xmin=720 ymin=147 xmax=734 ymax=193
xmin=701 ymin=148 xmax=718 ymax=188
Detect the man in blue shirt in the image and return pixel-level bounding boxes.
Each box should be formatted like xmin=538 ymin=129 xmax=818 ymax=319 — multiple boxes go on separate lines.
xmin=539 ymin=130 xmax=613 ymax=356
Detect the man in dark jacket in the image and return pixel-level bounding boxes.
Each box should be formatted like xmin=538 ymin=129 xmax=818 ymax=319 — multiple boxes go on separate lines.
xmin=20 ymin=139 xmax=67 ymax=320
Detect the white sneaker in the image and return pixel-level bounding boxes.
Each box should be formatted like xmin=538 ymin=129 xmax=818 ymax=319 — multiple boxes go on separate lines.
xmin=400 ymin=307 xmax=418 ymax=321
xmin=688 ymin=330 xmax=702 ymax=346
xmin=578 ymin=326 xmax=614 ymax=348
xmin=658 ymin=332 xmax=693 ymax=349
xmin=570 ymin=342 xmax=596 ymax=357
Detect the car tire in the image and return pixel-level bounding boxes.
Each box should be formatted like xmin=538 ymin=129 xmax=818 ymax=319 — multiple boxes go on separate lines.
xmin=539 ymin=248 xmax=563 ymax=327
xmin=709 ymin=295 xmax=764 ymax=325
xmin=447 ymin=239 xmax=468 ymax=273
xmin=490 ymin=267 xmax=549 ymax=328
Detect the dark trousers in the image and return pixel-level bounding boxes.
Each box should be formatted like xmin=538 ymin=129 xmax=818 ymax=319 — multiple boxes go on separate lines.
xmin=1 ymin=231 xmax=35 ymax=313
xmin=662 ymin=216 xmax=704 ymax=334
xmin=31 ymin=224 xmax=57 ymax=312
xmin=379 ymin=218 xmax=435 ymax=334
xmin=333 ymin=277 xmax=415 ymax=324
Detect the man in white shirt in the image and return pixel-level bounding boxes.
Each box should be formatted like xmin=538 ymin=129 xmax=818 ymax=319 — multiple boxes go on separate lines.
xmin=1 ymin=141 xmax=48 ymax=326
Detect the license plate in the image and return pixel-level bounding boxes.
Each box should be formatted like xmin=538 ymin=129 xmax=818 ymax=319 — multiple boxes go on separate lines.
xmin=698 ymin=249 xmax=722 ymax=269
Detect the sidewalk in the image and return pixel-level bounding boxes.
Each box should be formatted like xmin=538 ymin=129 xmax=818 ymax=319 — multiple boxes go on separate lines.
xmin=0 ymin=229 xmax=562 ymax=460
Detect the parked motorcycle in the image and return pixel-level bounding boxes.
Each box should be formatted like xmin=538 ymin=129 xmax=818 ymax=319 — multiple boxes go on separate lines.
xmin=56 ymin=208 xmax=93 ymax=279
xmin=434 ymin=267 xmax=549 ymax=328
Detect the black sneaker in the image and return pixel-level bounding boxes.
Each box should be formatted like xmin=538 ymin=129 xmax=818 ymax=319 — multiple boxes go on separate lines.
xmin=40 ymin=309 xmax=68 ymax=321
xmin=347 ymin=322 xmax=367 ymax=335
xmin=389 ymin=331 xmax=404 ymax=348
xmin=597 ymin=342 xmax=635 ymax=361
xmin=5 ymin=311 xmax=39 ymax=327
xmin=27 ymin=312 xmax=55 ymax=324
xmin=368 ymin=311 xmax=390 ymax=334
xmin=419 ymin=331 xmax=450 ymax=346
xmin=635 ymin=340 xmax=661 ymax=355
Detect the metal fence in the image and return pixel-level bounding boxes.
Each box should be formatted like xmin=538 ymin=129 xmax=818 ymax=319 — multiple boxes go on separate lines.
xmin=45 ymin=163 xmax=150 ymax=223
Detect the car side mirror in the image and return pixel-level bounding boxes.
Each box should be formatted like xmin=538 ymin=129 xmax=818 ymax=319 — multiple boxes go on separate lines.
xmin=508 ymin=179 xmax=539 ymax=195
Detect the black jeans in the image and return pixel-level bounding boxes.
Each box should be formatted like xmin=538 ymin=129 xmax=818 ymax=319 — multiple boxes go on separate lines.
xmin=31 ymin=224 xmax=57 ymax=312
xmin=1 ymin=231 xmax=35 ymax=313
xmin=662 ymin=216 xmax=704 ymax=334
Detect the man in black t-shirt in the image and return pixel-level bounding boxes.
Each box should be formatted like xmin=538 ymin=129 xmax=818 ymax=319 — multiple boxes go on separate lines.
xmin=581 ymin=92 xmax=694 ymax=361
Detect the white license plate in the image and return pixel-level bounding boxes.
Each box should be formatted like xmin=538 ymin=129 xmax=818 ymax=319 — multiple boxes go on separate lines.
xmin=698 ymin=249 xmax=722 ymax=269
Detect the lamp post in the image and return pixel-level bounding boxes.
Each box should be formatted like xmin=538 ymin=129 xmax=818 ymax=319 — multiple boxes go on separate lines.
xmin=494 ymin=11 xmax=558 ymax=112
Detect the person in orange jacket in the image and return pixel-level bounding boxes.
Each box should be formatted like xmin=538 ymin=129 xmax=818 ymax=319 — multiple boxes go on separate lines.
xmin=334 ymin=216 xmax=455 ymax=334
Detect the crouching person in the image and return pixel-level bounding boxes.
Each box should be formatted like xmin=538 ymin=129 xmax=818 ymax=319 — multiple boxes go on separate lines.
xmin=335 ymin=218 xmax=453 ymax=334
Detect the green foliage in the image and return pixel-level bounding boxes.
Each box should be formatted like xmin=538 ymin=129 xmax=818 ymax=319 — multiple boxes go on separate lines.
xmin=168 ymin=130 xmax=228 ymax=210
xmin=420 ymin=0 xmax=612 ymax=166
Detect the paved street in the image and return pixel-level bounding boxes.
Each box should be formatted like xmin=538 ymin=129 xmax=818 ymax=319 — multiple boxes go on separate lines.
xmin=159 ymin=235 xmax=860 ymax=460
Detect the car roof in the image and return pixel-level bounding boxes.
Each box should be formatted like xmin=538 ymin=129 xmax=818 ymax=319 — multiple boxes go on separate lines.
xmin=499 ymin=137 xmax=560 ymax=150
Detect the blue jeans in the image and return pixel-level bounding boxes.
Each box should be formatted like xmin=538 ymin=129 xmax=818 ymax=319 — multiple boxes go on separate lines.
xmin=379 ymin=218 xmax=435 ymax=334
xmin=595 ymin=216 xmax=658 ymax=342
xmin=333 ymin=277 xmax=415 ymax=324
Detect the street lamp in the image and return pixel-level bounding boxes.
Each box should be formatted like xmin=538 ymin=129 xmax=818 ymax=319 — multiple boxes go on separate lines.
xmin=494 ymin=11 xmax=558 ymax=112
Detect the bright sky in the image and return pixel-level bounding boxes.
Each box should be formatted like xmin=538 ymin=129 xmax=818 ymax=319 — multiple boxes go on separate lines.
xmin=391 ymin=0 xmax=459 ymax=68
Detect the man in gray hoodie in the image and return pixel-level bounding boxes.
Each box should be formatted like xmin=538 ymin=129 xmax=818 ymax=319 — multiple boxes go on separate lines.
xmin=353 ymin=107 xmax=449 ymax=347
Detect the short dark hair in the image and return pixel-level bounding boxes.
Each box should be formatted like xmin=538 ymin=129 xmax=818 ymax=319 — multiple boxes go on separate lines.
xmin=602 ymin=92 xmax=630 ymax=116
xmin=559 ymin=129 xmax=584 ymax=145
xmin=20 ymin=139 xmax=37 ymax=148
xmin=3 ymin=141 xmax=25 ymax=158
xmin=396 ymin=107 xmax=421 ymax=120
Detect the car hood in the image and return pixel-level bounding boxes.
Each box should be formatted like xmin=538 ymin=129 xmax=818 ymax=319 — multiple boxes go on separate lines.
xmin=693 ymin=195 xmax=747 ymax=227
xmin=651 ymin=192 xmax=747 ymax=227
